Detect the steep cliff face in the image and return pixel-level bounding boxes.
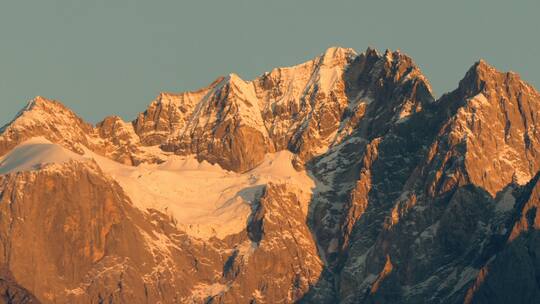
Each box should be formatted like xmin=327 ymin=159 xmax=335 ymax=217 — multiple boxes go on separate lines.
xmin=253 ymin=47 xmax=356 ymax=161
xmin=449 ymin=61 xmax=539 ymax=194
xmin=133 ymin=87 xmax=216 ymax=147
xmin=0 ymin=154 xmax=322 ymax=303
xmin=307 ymin=48 xmax=435 ymax=270
xmin=462 ymin=173 xmax=540 ymax=304
xmin=308 ymin=59 xmax=540 ymax=303
xmin=207 ymin=183 xmax=322 ymax=303
xmin=0 ymin=46 xmax=539 ymax=303
xmin=0 ymin=160 xmax=155 ymax=303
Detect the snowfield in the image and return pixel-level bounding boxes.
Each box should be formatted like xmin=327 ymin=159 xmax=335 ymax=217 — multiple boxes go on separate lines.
xmin=0 ymin=137 xmax=316 ymax=239
xmin=0 ymin=137 xmax=83 ymax=174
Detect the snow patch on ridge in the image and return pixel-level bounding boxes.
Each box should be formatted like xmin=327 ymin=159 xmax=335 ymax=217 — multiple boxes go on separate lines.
xmin=0 ymin=137 xmax=83 ymax=174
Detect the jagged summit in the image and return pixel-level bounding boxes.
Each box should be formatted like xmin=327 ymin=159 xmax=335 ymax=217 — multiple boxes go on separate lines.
xmin=364 ymin=46 xmax=380 ymax=57
xmin=3 ymin=48 xmax=533 ymax=173
xmin=457 ymin=58 xmax=532 ymax=97
xmin=0 ymin=46 xmax=540 ymax=303
xmin=2 ymin=96 xmax=62 ymax=129
xmin=0 ymin=95 xmax=94 ymax=158
xmin=221 ymin=72 xmax=245 ymax=85
xmin=458 ymin=59 xmax=496 ymax=92
xmin=475 ymin=58 xmax=493 ymax=70
xmin=25 ymin=95 xmax=58 ymax=108
xmin=319 ymin=46 xmax=357 ymax=64
xmin=323 ymin=45 xmax=356 ymax=54
xmin=0 ymin=46 xmax=478 ymax=172
xmin=472 ymin=58 xmax=522 ymax=78
xmin=1 ymin=49 xmax=538 ymax=189
xmin=13 ymin=96 xmax=78 ymax=120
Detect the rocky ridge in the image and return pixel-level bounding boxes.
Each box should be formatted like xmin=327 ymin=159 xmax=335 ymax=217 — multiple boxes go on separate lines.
xmin=0 ymin=46 xmax=538 ymax=303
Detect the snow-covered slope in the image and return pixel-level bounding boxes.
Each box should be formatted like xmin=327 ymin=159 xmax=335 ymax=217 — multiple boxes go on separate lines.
xmin=86 ymin=148 xmax=315 ymax=239
xmin=0 ymin=137 xmax=315 ymax=240
xmin=0 ymin=137 xmax=83 ymax=174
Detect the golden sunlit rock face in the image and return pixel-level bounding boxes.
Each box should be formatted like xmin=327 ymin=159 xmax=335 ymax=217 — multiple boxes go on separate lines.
xmin=0 ymin=47 xmax=539 ymax=303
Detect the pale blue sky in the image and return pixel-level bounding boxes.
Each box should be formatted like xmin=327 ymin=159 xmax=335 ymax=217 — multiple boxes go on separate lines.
xmin=1 ymin=0 xmax=539 ymax=126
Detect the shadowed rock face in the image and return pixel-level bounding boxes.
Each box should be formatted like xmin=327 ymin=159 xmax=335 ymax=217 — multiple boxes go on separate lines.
xmin=463 ymin=174 xmax=540 ymax=304
xmin=0 ymin=47 xmax=539 ymax=303
xmin=302 ymin=58 xmax=540 ymax=303
xmin=0 ymin=274 xmax=40 ymax=304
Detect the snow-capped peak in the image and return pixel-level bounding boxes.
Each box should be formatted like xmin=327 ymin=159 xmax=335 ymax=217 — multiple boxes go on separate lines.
xmin=225 ymin=72 xmax=244 ymax=83
xmin=320 ymin=46 xmax=357 ymax=64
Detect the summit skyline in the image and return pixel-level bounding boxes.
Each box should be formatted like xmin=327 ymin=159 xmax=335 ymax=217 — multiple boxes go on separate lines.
xmin=1 ymin=0 xmax=539 ymax=127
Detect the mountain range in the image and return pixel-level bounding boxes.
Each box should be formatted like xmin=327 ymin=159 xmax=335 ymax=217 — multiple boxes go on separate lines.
xmin=0 ymin=46 xmax=539 ymax=303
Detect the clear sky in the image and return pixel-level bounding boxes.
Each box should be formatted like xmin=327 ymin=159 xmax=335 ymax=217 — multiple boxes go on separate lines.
xmin=1 ymin=0 xmax=539 ymax=126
